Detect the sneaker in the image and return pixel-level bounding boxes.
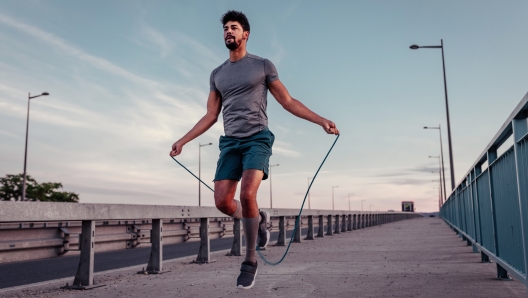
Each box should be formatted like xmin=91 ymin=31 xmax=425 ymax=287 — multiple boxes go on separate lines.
xmin=236 ymin=261 xmax=258 ymax=289
xmin=258 ymin=210 xmax=270 ymax=249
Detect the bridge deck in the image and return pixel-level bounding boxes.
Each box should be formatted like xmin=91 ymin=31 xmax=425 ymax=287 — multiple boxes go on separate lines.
xmin=1 ymin=217 xmax=526 ymax=297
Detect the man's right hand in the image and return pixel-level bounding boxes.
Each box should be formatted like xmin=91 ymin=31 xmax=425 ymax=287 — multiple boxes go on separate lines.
xmin=170 ymin=140 xmax=184 ymax=157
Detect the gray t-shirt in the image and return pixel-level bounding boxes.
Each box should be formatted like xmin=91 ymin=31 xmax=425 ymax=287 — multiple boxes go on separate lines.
xmin=210 ymin=53 xmax=279 ymax=138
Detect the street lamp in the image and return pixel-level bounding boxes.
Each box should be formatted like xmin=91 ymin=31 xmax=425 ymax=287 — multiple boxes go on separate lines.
xmin=269 ymin=164 xmax=279 ymax=208
xmin=198 ymin=142 xmax=212 ymax=206
xmin=307 ymin=177 xmax=312 ymax=209
xmin=429 ymin=155 xmax=443 ymax=209
xmin=22 ymin=92 xmax=49 ymax=201
xmin=360 ymin=199 xmax=366 ymax=211
xmin=410 ymin=40 xmax=456 ymax=190
xmin=424 ymin=125 xmax=447 ymax=202
xmin=348 ymin=193 xmax=354 ymax=211
xmin=332 ymin=185 xmax=339 ymax=210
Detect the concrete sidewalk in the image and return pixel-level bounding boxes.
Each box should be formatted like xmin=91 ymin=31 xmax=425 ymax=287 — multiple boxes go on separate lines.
xmin=2 ymin=217 xmax=526 ymax=297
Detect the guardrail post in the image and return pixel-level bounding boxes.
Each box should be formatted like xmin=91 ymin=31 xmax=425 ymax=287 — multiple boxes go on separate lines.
xmin=340 ymin=215 xmax=347 ymax=232
xmin=138 ymin=219 xmax=164 ymax=274
xmin=361 ymin=214 xmax=366 ymax=229
xmin=275 ymin=216 xmax=286 ymax=246
xmin=316 ymin=215 xmax=325 ymax=238
xmin=352 ymin=214 xmax=357 ymax=230
xmin=194 ymin=218 xmax=214 ymax=263
xmin=62 ymin=220 xmax=103 ymax=290
xmin=227 ymin=218 xmax=242 ymax=255
xmin=334 ymin=214 xmax=340 ymax=234
xmin=326 ymin=215 xmax=333 ymax=236
xmin=305 ymin=215 xmax=314 ymax=240
xmin=293 ymin=216 xmax=302 ymax=243
xmin=347 ymin=215 xmax=352 ymax=231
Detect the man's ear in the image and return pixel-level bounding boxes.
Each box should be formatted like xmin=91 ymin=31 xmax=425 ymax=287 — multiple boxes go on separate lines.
xmin=244 ymin=31 xmax=250 ymax=42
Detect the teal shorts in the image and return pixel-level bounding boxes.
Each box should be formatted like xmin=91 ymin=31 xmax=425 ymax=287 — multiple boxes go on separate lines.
xmin=214 ymin=127 xmax=274 ymax=181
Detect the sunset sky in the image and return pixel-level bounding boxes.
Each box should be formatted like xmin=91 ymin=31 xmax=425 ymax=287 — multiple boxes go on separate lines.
xmin=1 ymin=0 xmax=527 ymax=212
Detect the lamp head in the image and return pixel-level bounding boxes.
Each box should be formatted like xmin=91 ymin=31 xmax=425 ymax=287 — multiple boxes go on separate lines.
xmin=42 ymin=92 xmax=49 ymax=96
xmin=410 ymin=45 xmax=419 ymax=50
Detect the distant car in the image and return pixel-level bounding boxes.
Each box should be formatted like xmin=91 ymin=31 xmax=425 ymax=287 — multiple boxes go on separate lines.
xmin=387 ymin=210 xmax=394 ymax=212
xmin=429 ymin=215 xmax=435 ymax=217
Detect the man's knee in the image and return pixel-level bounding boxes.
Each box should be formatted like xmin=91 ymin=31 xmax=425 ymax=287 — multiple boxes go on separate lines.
xmin=214 ymin=195 xmax=233 ymax=214
xmin=240 ymin=190 xmax=256 ymax=204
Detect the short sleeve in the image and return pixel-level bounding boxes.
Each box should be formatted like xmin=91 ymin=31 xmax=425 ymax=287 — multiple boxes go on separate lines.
xmin=264 ymin=59 xmax=279 ymax=84
xmin=209 ymin=70 xmax=218 ymax=92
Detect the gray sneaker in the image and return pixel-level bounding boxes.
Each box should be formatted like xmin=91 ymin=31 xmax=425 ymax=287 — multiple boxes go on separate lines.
xmin=236 ymin=261 xmax=258 ymax=289
xmin=258 ymin=210 xmax=270 ymax=249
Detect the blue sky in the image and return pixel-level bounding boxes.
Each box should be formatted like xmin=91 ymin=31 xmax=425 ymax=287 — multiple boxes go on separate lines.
xmin=1 ymin=0 xmax=527 ymax=212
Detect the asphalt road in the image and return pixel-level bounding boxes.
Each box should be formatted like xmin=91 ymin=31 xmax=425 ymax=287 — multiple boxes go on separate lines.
xmin=0 ymin=228 xmax=309 ymax=289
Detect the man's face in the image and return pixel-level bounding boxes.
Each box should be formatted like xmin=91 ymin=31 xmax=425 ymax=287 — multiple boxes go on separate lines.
xmin=223 ymin=21 xmax=248 ymax=50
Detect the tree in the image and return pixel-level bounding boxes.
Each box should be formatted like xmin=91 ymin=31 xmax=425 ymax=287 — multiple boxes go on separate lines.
xmin=0 ymin=174 xmax=79 ymax=202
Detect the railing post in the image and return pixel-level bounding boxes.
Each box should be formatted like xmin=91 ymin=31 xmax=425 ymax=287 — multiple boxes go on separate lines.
xmin=487 ymin=148 xmax=502 ymax=278
xmin=512 ymin=117 xmax=528 ymax=286
xmin=305 ymin=215 xmax=314 ymax=240
xmin=139 ymin=219 xmax=164 ymax=274
xmin=481 ymin=252 xmax=491 ymax=263
xmin=496 ymin=264 xmax=512 ymax=280
xmin=352 ymin=214 xmax=357 ymax=230
xmin=62 ymin=220 xmax=103 ymax=289
xmin=347 ymin=214 xmax=352 ymax=231
xmin=293 ymin=216 xmax=302 ymax=243
xmin=341 ymin=215 xmax=347 ymax=232
xmin=194 ymin=218 xmax=213 ymax=263
xmin=227 ymin=218 xmax=242 ymax=255
xmin=275 ymin=216 xmax=286 ymax=246
xmin=326 ymin=215 xmax=333 ymax=236
xmin=317 ymin=215 xmax=325 ymax=238
xmin=334 ymin=214 xmax=340 ymax=234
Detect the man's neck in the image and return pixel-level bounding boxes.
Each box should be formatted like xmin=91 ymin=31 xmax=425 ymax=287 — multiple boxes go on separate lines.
xmin=229 ymin=46 xmax=247 ymax=62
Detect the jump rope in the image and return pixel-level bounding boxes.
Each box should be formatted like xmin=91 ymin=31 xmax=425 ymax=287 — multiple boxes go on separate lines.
xmin=171 ymin=134 xmax=339 ymax=266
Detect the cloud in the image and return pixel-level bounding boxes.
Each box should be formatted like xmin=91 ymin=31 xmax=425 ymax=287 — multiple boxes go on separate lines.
xmin=273 ymin=140 xmax=301 ymax=157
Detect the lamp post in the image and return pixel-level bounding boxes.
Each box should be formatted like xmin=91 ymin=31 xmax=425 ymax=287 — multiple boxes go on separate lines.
xmin=429 ymin=155 xmax=443 ymax=208
xmin=360 ymin=199 xmax=366 ymax=212
xmin=348 ymin=193 xmax=353 ymax=211
xmin=410 ymin=40 xmax=456 ymax=190
xmin=198 ymin=142 xmax=212 ymax=206
xmin=269 ymin=164 xmax=279 ymax=208
xmin=22 ymin=92 xmax=49 ymax=201
xmin=424 ymin=125 xmax=447 ymax=202
xmin=332 ymin=185 xmax=339 ymax=210
xmin=307 ymin=177 xmax=312 ymax=209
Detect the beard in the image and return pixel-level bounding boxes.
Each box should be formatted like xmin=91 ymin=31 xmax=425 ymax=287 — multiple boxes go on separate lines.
xmin=225 ymin=37 xmax=241 ymax=50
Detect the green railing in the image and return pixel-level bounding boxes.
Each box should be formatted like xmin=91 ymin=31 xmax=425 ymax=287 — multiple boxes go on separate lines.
xmin=441 ymin=91 xmax=528 ymax=288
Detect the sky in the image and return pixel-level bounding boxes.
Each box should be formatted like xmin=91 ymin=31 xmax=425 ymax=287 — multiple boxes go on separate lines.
xmin=0 ymin=0 xmax=527 ymax=212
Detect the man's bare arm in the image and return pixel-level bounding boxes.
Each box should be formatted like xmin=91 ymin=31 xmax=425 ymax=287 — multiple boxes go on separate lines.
xmin=268 ymin=80 xmax=339 ymax=135
xmin=170 ymin=91 xmax=222 ymax=156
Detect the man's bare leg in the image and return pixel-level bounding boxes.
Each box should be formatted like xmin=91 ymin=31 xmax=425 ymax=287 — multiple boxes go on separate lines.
xmin=240 ymin=169 xmax=264 ymax=263
xmin=214 ymin=170 xmax=264 ymax=264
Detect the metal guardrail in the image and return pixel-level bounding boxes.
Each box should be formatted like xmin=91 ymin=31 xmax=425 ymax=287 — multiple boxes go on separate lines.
xmin=440 ymin=92 xmax=528 ymax=288
xmin=0 ymin=201 xmax=419 ymax=289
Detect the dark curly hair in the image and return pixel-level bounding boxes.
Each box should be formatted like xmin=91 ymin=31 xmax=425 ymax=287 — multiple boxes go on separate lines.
xmin=221 ymin=10 xmax=250 ymax=32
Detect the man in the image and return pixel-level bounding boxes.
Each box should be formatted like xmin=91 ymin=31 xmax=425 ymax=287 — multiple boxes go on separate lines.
xmin=170 ymin=10 xmax=339 ymax=289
